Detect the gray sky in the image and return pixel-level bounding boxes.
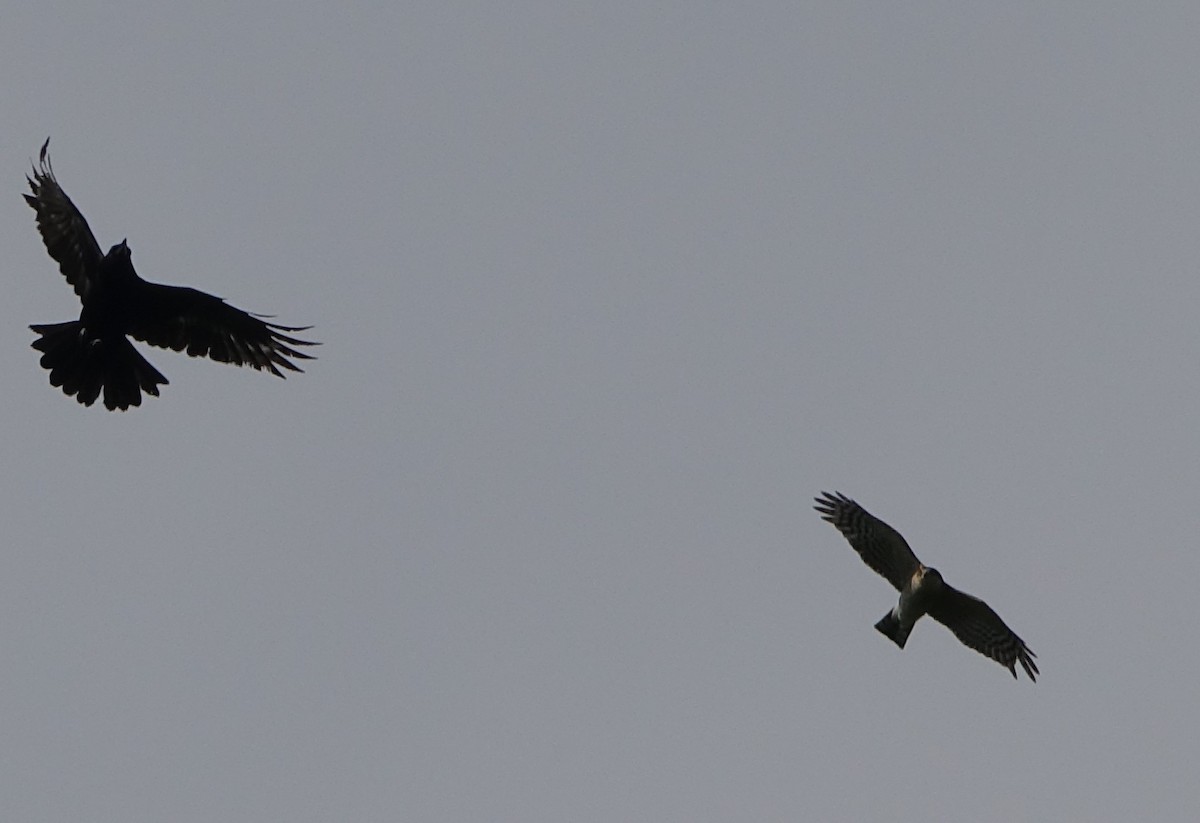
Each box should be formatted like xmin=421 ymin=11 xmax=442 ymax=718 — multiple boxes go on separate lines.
xmin=2 ymin=2 xmax=1197 ymax=820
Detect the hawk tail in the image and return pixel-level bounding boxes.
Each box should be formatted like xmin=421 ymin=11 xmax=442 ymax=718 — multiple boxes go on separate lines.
xmin=875 ymin=609 xmax=910 ymax=649
xmin=32 ymin=322 xmax=168 ymax=411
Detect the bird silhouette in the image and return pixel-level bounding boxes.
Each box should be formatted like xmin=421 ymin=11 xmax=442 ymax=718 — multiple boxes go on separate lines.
xmin=25 ymin=139 xmax=316 ymax=410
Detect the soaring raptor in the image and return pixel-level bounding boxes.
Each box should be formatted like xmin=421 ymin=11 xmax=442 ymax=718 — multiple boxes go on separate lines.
xmin=814 ymin=491 xmax=1038 ymax=681
xmin=24 ymin=139 xmax=316 ymax=410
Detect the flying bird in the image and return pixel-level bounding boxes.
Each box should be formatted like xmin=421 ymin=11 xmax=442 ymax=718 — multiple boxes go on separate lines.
xmin=24 ymin=139 xmax=316 ymax=410
xmin=814 ymin=491 xmax=1038 ymax=681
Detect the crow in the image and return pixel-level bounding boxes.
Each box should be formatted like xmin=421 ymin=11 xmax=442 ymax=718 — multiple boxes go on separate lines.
xmin=24 ymin=139 xmax=316 ymax=410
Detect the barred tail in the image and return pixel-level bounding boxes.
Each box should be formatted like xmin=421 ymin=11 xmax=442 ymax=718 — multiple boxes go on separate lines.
xmin=32 ymin=322 xmax=168 ymax=410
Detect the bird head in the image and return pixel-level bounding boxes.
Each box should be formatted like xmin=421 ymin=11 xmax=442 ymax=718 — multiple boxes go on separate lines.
xmin=109 ymin=239 xmax=130 ymax=259
xmin=921 ymin=566 xmax=944 ymax=587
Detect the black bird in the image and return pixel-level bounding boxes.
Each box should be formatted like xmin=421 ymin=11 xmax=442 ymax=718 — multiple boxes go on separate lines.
xmin=24 ymin=139 xmax=316 ymax=410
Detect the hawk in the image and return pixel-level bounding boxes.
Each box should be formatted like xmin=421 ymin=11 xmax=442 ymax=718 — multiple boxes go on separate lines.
xmin=24 ymin=139 xmax=317 ymax=410
xmin=814 ymin=491 xmax=1038 ymax=681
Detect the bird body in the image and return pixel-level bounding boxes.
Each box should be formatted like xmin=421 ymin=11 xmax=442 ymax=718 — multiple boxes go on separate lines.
xmin=24 ymin=139 xmax=316 ymax=410
xmin=876 ymin=564 xmax=943 ymax=649
xmin=814 ymin=491 xmax=1038 ymax=681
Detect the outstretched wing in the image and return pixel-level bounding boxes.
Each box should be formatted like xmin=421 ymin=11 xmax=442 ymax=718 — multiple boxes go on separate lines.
xmin=928 ymin=583 xmax=1038 ymax=681
xmin=24 ymin=138 xmax=103 ymax=300
xmin=814 ymin=491 xmax=922 ymax=591
xmin=127 ymin=282 xmax=318 ymax=376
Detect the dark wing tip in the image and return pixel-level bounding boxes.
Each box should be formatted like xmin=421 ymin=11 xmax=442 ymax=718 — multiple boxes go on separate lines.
xmin=1005 ymin=626 xmax=1038 ymax=682
xmin=1018 ymin=643 xmax=1039 ymax=682
xmin=255 ymin=317 xmax=320 ymax=347
xmin=32 ymin=138 xmax=53 ymax=179
xmin=813 ymin=490 xmax=853 ymax=522
xmin=265 ymin=322 xmax=319 ymax=335
xmin=250 ymin=322 xmax=320 ymax=377
xmin=995 ymin=631 xmax=1038 ymax=682
xmin=265 ymin=323 xmax=320 ymax=353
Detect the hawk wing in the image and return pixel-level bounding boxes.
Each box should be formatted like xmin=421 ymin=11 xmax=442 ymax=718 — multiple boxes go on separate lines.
xmin=24 ymin=139 xmax=103 ymax=300
xmin=814 ymin=491 xmax=922 ymax=591
xmin=928 ymin=583 xmax=1038 ymax=681
xmin=127 ymin=282 xmax=317 ymax=376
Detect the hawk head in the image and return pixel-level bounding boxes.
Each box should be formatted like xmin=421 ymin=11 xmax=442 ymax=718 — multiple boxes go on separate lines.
xmin=917 ymin=565 xmax=944 ymax=589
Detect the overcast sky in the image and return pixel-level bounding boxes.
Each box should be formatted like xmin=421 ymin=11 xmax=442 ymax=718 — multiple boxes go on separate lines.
xmin=2 ymin=3 xmax=1198 ymax=821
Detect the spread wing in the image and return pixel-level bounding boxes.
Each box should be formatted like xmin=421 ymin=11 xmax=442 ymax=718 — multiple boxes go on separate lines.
xmin=24 ymin=139 xmax=103 ymax=300
xmin=127 ymin=282 xmax=318 ymax=376
xmin=928 ymin=583 xmax=1038 ymax=681
xmin=815 ymin=491 xmax=922 ymax=590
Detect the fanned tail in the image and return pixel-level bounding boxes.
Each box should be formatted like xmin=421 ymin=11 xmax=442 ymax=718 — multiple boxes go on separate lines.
xmin=32 ymin=322 xmax=167 ymax=410
xmin=874 ymin=609 xmax=910 ymax=649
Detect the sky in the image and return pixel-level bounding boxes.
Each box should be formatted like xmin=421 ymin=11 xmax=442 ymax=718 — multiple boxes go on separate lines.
xmin=1 ymin=3 xmax=1198 ymax=820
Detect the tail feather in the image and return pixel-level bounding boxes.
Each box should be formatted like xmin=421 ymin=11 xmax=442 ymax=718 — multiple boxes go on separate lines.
xmin=875 ymin=609 xmax=910 ymax=649
xmin=31 ymin=322 xmax=168 ymax=410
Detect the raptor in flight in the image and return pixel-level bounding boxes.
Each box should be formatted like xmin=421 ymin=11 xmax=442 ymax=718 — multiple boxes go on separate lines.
xmin=814 ymin=491 xmax=1038 ymax=681
xmin=24 ymin=139 xmax=316 ymax=410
